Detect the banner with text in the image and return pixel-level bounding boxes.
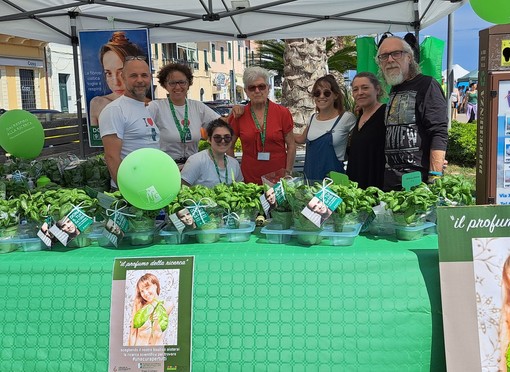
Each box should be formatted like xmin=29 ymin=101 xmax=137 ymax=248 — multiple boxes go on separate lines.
xmin=108 ymin=256 xmax=194 ymax=372
xmin=438 ymin=205 xmax=510 ymax=371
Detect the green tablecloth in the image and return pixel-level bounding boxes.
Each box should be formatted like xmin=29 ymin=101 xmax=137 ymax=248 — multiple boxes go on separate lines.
xmin=0 ymin=232 xmax=445 ymax=371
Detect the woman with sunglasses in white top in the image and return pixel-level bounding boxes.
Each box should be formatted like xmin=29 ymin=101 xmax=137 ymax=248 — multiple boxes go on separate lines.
xmin=295 ymin=75 xmax=356 ymax=181
xmin=180 ymin=119 xmax=243 ymax=187
xmin=148 ymin=63 xmax=243 ymax=167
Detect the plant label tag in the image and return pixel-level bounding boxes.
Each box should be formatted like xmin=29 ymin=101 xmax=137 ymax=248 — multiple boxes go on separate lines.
xmin=329 ymin=171 xmax=349 ymax=186
xmin=257 ymin=152 xmax=270 ymax=161
xmin=402 ymin=171 xmax=422 ymax=190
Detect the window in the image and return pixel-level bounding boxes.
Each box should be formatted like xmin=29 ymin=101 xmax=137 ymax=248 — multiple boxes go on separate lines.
xmin=245 ymin=47 xmax=249 ymax=67
xmin=228 ymin=43 xmax=232 ymax=60
xmin=204 ymin=50 xmax=210 ymax=71
xmin=220 ymin=47 xmax=225 ymax=64
xmin=211 ymin=44 xmax=216 ymax=62
xmin=237 ymin=43 xmax=241 ymax=61
xmin=154 ymin=44 xmax=159 ymax=59
xmin=19 ymin=69 xmax=36 ymax=110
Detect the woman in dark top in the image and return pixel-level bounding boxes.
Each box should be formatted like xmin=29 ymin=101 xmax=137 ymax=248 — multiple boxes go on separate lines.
xmin=346 ymin=72 xmax=386 ymax=189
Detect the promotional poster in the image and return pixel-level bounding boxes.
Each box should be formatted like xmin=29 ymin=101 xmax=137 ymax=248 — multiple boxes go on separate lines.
xmin=108 ymin=256 xmax=194 ymax=372
xmin=438 ymin=205 xmax=510 ymax=371
xmin=78 ymin=29 xmax=151 ymax=147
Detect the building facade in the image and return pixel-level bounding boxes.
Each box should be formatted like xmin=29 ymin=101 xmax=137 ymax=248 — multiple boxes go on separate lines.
xmin=0 ymin=34 xmax=260 ymax=113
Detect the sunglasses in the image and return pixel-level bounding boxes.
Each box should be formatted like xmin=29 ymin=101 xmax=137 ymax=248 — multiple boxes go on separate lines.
xmin=125 ymin=55 xmax=147 ymax=61
xmin=247 ymin=84 xmax=267 ymax=92
xmin=167 ymin=80 xmax=188 ymax=87
xmin=313 ymin=90 xmax=332 ymax=98
xmin=212 ymin=135 xmax=232 ymax=144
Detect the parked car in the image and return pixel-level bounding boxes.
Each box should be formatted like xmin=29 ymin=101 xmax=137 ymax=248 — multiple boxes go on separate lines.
xmin=27 ymin=109 xmax=61 ymax=114
xmin=211 ymin=104 xmax=233 ymax=117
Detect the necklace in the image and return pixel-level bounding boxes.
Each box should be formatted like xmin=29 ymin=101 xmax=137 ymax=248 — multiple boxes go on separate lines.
xmin=209 ymin=148 xmax=228 ymax=184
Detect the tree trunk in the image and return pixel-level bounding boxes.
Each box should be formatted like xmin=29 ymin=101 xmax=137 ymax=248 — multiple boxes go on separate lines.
xmin=281 ymin=38 xmax=327 ymax=130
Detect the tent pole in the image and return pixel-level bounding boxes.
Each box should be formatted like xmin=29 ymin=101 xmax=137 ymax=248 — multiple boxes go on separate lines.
xmin=447 ymin=12 xmax=454 ymax=129
xmin=70 ymin=12 xmax=85 ymax=158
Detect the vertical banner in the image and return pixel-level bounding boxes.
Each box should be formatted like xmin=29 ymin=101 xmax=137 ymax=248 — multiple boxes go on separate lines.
xmin=437 ymin=205 xmax=510 ymax=371
xmin=419 ymin=36 xmax=445 ymax=84
xmin=109 ymin=256 xmax=194 ymax=372
xmin=496 ymin=80 xmax=510 ymax=204
xmin=78 ymin=29 xmax=151 ymax=147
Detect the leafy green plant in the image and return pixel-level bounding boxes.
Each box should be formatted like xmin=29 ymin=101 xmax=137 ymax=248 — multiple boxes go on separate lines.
xmin=381 ymin=183 xmax=438 ymax=225
xmin=429 ymin=175 xmax=475 ymax=206
xmin=447 ymin=121 xmax=477 ymax=167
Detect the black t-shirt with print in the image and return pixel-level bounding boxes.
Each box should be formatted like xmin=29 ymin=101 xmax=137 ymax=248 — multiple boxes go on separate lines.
xmin=384 ymin=74 xmax=448 ymax=191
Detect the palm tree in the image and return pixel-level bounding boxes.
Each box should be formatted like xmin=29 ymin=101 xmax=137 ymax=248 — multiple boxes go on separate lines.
xmin=253 ymin=37 xmax=357 ymax=127
xmin=254 ymin=37 xmax=357 ymax=77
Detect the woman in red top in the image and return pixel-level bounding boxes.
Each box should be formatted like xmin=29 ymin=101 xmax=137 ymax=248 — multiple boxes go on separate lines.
xmin=229 ymin=67 xmax=296 ymax=184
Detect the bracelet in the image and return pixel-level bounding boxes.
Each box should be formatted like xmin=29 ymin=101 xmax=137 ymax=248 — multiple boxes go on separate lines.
xmin=428 ymin=171 xmax=443 ymax=176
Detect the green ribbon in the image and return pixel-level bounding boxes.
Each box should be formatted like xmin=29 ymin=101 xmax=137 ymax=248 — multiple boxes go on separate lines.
xmin=168 ymin=98 xmax=190 ymax=143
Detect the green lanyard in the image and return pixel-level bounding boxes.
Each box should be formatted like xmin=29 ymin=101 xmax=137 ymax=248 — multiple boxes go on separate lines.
xmin=168 ymin=98 xmax=189 ymax=143
xmin=209 ymin=149 xmax=228 ymax=184
xmin=250 ymin=101 xmax=268 ymax=150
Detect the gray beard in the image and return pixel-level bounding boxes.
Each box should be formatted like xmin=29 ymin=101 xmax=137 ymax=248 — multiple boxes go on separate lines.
xmin=384 ymin=71 xmax=405 ymax=86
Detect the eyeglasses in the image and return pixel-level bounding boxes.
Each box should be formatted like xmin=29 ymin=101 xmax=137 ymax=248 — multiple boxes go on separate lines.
xmin=313 ymin=90 xmax=332 ymax=98
xmin=167 ymin=80 xmax=189 ymax=87
xmin=247 ymin=84 xmax=267 ymax=92
xmin=212 ymin=134 xmax=233 ymax=144
xmin=125 ymin=55 xmax=147 ymax=61
xmin=377 ymin=50 xmax=407 ymax=62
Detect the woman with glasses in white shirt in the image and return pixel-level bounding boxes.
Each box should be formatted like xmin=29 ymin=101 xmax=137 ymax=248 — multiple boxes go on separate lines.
xmin=295 ymin=75 xmax=356 ymax=181
xmin=147 ymin=63 xmax=221 ymax=166
xmin=181 ymin=119 xmax=243 ymax=187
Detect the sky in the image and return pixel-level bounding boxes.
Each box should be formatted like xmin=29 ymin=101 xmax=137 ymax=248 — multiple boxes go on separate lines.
xmin=421 ymin=2 xmax=494 ymax=72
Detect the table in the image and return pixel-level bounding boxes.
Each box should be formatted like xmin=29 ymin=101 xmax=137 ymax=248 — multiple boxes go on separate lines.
xmin=0 ymin=232 xmax=445 ymax=371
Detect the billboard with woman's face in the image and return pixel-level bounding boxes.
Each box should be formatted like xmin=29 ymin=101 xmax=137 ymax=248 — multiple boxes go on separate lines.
xmin=79 ymin=29 xmax=151 ymax=147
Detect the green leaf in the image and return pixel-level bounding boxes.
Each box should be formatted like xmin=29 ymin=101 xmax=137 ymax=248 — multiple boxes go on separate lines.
xmin=133 ymin=305 xmax=151 ymax=329
xmin=155 ymin=302 xmax=169 ymax=332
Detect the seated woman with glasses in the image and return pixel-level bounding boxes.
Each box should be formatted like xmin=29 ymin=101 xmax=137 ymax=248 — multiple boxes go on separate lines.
xmin=294 ymin=75 xmax=356 ymax=181
xmin=180 ymin=119 xmax=243 ymax=187
xmin=148 ymin=63 xmax=244 ymax=167
xmin=228 ymin=66 xmax=296 ymax=184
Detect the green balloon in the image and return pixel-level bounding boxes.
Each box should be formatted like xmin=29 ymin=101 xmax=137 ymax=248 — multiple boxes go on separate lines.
xmin=117 ymin=148 xmax=181 ymax=210
xmin=470 ymin=0 xmax=510 ymax=24
xmin=0 ymin=109 xmax=44 ymax=159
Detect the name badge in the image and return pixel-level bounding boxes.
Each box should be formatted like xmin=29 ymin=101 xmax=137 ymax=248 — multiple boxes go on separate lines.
xmin=257 ymin=152 xmax=270 ymax=161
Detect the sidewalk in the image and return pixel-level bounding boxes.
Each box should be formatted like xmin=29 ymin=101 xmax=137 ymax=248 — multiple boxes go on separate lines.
xmin=455 ymin=112 xmax=469 ymax=123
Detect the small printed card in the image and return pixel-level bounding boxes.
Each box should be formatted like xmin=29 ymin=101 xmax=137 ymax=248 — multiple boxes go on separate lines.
xmin=301 ymin=187 xmax=342 ymax=228
xmin=49 ymin=206 xmax=94 ymax=246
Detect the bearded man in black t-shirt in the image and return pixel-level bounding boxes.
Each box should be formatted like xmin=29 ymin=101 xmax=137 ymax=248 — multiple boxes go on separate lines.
xmin=376 ymin=36 xmax=448 ymax=191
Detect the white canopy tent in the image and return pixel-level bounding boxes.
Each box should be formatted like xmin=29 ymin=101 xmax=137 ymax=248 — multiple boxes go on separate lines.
xmin=0 ymin=0 xmax=464 ymax=44
xmin=0 ymin=0 xmax=465 ymax=155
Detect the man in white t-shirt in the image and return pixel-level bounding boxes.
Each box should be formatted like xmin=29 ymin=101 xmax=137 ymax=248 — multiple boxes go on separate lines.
xmin=99 ymin=57 xmax=160 ymax=187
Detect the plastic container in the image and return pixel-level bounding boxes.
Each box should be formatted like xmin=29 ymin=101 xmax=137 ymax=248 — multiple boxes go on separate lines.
xmin=260 ymin=226 xmax=293 ymax=244
xmin=225 ymin=222 xmax=256 ymax=242
xmin=295 ymin=231 xmax=323 ymax=245
xmin=321 ymin=224 xmax=362 ymax=246
xmin=159 ymin=229 xmax=187 ymax=245
xmin=0 ymin=236 xmax=46 ymax=253
xmin=17 ymin=238 xmax=45 ymax=252
xmin=394 ymin=222 xmax=436 ymax=241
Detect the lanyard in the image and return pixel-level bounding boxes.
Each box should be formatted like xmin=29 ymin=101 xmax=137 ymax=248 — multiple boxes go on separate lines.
xmin=168 ymin=98 xmax=189 ymax=143
xmin=209 ymin=148 xmax=228 ymax=184
xmin=250 ymin=101 xmax=268 ymax=150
